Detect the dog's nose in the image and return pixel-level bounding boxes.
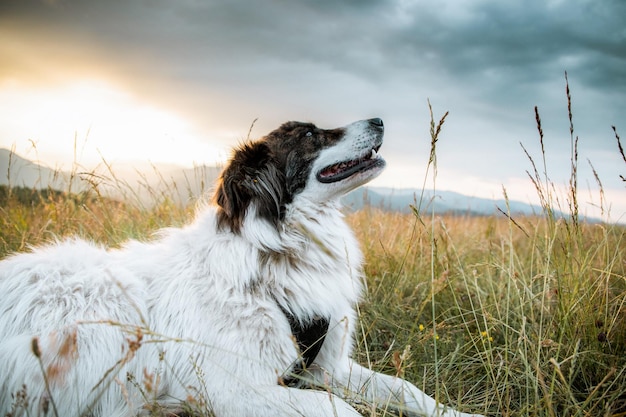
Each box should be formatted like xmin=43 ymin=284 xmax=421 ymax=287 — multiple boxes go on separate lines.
xmin=369 ymin=118 xmax=384 ymax=129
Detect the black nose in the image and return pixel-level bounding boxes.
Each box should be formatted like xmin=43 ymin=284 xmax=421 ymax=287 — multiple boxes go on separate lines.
xmin=369 ymin=118 xmax=384 ymax=128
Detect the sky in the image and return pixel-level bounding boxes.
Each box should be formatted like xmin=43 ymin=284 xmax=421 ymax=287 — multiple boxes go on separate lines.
xmin=1 ymin=0 xmax=625 ymax=221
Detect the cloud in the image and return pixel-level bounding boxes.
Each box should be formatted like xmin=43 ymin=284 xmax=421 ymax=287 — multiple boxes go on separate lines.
xmin=5 ymin=0 xmax=623 ymax=107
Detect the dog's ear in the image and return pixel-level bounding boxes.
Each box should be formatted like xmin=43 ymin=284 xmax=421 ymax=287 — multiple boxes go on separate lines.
xmin=214 ymin=141 xmax=287 ymax=233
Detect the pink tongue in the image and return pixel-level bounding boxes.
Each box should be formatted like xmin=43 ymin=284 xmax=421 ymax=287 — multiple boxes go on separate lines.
xmin=321 ymin=167 xmax=339 ymax=177
xmin=321 ymin=160 xmax=357 ymax=178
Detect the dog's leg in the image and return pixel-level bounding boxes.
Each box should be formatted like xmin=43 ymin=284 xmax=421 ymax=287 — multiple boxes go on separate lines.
xmin=332 ymin=360 xmax=484 ymax=417
xmin=205 ymin=385 xmax=363 ymax=417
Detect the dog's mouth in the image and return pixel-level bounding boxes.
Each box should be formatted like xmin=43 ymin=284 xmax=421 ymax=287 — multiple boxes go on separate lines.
xmin=316 ymin=145 xmax=385 ymax=184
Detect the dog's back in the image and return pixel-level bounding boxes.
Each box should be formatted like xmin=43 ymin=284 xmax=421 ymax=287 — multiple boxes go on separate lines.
xmin=0 ymin=239 xmax=151 ymax=414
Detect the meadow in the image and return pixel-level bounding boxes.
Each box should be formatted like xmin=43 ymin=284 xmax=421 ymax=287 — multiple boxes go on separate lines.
xmin=1 ymin=84 xmax=626 ymax=416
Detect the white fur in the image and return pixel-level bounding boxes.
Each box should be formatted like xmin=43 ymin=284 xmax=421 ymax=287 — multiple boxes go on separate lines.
xmin=0 ymin=119 xmax=483 ymax=417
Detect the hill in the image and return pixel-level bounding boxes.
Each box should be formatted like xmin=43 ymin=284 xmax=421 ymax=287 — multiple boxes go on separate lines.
xmin=0 ymin=148 xmax=86 ymax=192
xmin=343 ymin=187 xmax=546 ymax=217
xmin=0 ymin=148 xmax=222 ymax=206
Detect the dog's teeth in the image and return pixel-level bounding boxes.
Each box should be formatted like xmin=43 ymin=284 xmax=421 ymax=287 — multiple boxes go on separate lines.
xmin=370 ymin=149 xmax=378 ymax=159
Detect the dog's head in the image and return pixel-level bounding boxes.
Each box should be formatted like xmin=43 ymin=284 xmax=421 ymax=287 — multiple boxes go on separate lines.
xmin=214 ymin=118 xmax=385 ymax=233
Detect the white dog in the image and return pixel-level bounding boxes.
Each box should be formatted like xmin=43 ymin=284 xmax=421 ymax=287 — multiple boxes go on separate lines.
xmin=0 ymin=119 xmax=484 ymax=417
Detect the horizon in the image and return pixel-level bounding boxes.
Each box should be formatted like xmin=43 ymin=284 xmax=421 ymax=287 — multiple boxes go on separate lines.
xmin=1 ymin=145 xmax=619 ymax=225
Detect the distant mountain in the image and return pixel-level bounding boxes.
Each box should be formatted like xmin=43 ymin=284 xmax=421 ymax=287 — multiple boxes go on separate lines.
xmin=0 ymin=148 xmax=222 ymax=206
xmin=1 ymin=147 xmax=544 ymax=216
xmin=342 ymin=187 xmax=546 ymax=217
xmin=0 ymin=148 xmax=86 ymax=192
xmin=95 ymin=162 xmax=223 ymax=206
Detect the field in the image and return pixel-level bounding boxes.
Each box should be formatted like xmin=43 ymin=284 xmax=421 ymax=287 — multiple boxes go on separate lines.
xmin=1 ymin=93 xmax=626 ymax=416
xmin=2 ymin=181 xmax=626 ymax=416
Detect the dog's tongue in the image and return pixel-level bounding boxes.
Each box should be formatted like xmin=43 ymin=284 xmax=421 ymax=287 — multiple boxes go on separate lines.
xmin=319 ymin=160 xmax=360 ymax=179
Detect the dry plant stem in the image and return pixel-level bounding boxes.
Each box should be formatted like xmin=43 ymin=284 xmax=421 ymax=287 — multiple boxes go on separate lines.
xmin=613 ymin=125 xmax=626 ymax=182
xmin=413 ymin=99 xmax=448 ymax=217
xmin=587 ymin=159 xmax=606 ymax=218
xmin=422 ymin=99 xmax=450 ymax=407
xmin=565 ymin=71 xmax=580 ymax=234
xmin=31 ymin=337 xmax=60 ymax=417
xmin=530 ymin=106 xmax=555 ymax=223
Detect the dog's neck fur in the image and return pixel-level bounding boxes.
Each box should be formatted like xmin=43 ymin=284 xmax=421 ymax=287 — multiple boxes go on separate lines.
xmin=240 ymin=197 xmax=344 ymax=254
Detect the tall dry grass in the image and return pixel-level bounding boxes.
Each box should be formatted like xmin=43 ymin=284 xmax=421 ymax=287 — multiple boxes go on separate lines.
xmin=351 ymin=210 xmax=625 ymax=416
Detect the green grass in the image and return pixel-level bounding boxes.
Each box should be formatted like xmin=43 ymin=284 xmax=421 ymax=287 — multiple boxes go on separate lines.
xmin=1 ymin=77 xmax=625 ymax=416
xmin=352 ymin=209 xmax=626 ymax=416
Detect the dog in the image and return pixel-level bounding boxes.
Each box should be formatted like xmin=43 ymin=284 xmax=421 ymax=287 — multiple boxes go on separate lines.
xmin=0 ymin=118 xmax=484 ymax=417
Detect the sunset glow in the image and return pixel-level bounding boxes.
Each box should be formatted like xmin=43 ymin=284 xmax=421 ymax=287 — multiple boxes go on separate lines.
xmin=0 ymin=79 xmax=227 ymax=170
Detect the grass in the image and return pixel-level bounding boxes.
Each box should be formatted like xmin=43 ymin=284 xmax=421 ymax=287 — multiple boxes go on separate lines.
xmin=352 ymin=210 xmax=626 ymax=416
xmin=1 ymin=77 xmax=626 ymax=416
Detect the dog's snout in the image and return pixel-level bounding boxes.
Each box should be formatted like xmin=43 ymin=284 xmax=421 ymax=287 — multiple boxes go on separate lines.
xmin=369 ymin=118 xmax=384 ymax=129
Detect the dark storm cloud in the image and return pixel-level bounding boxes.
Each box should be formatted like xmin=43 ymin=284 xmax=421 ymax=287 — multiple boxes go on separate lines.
xmin=383 ymin=1 xmax=626 ymax=102
xmin=4 ymin=0 xmax=623 ymax=98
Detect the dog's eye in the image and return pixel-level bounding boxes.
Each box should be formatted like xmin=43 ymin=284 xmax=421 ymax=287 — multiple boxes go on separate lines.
xmin=306 ymin=132 xmax=313 ymax=137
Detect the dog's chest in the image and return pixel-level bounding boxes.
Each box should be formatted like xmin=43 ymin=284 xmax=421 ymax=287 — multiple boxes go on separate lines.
xmin=277 ymin=304 xmax=329 ymax=386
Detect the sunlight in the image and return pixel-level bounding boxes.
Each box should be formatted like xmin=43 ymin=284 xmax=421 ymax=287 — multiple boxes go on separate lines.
xmin=0 ymin=79 xmax=226 ymax=169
